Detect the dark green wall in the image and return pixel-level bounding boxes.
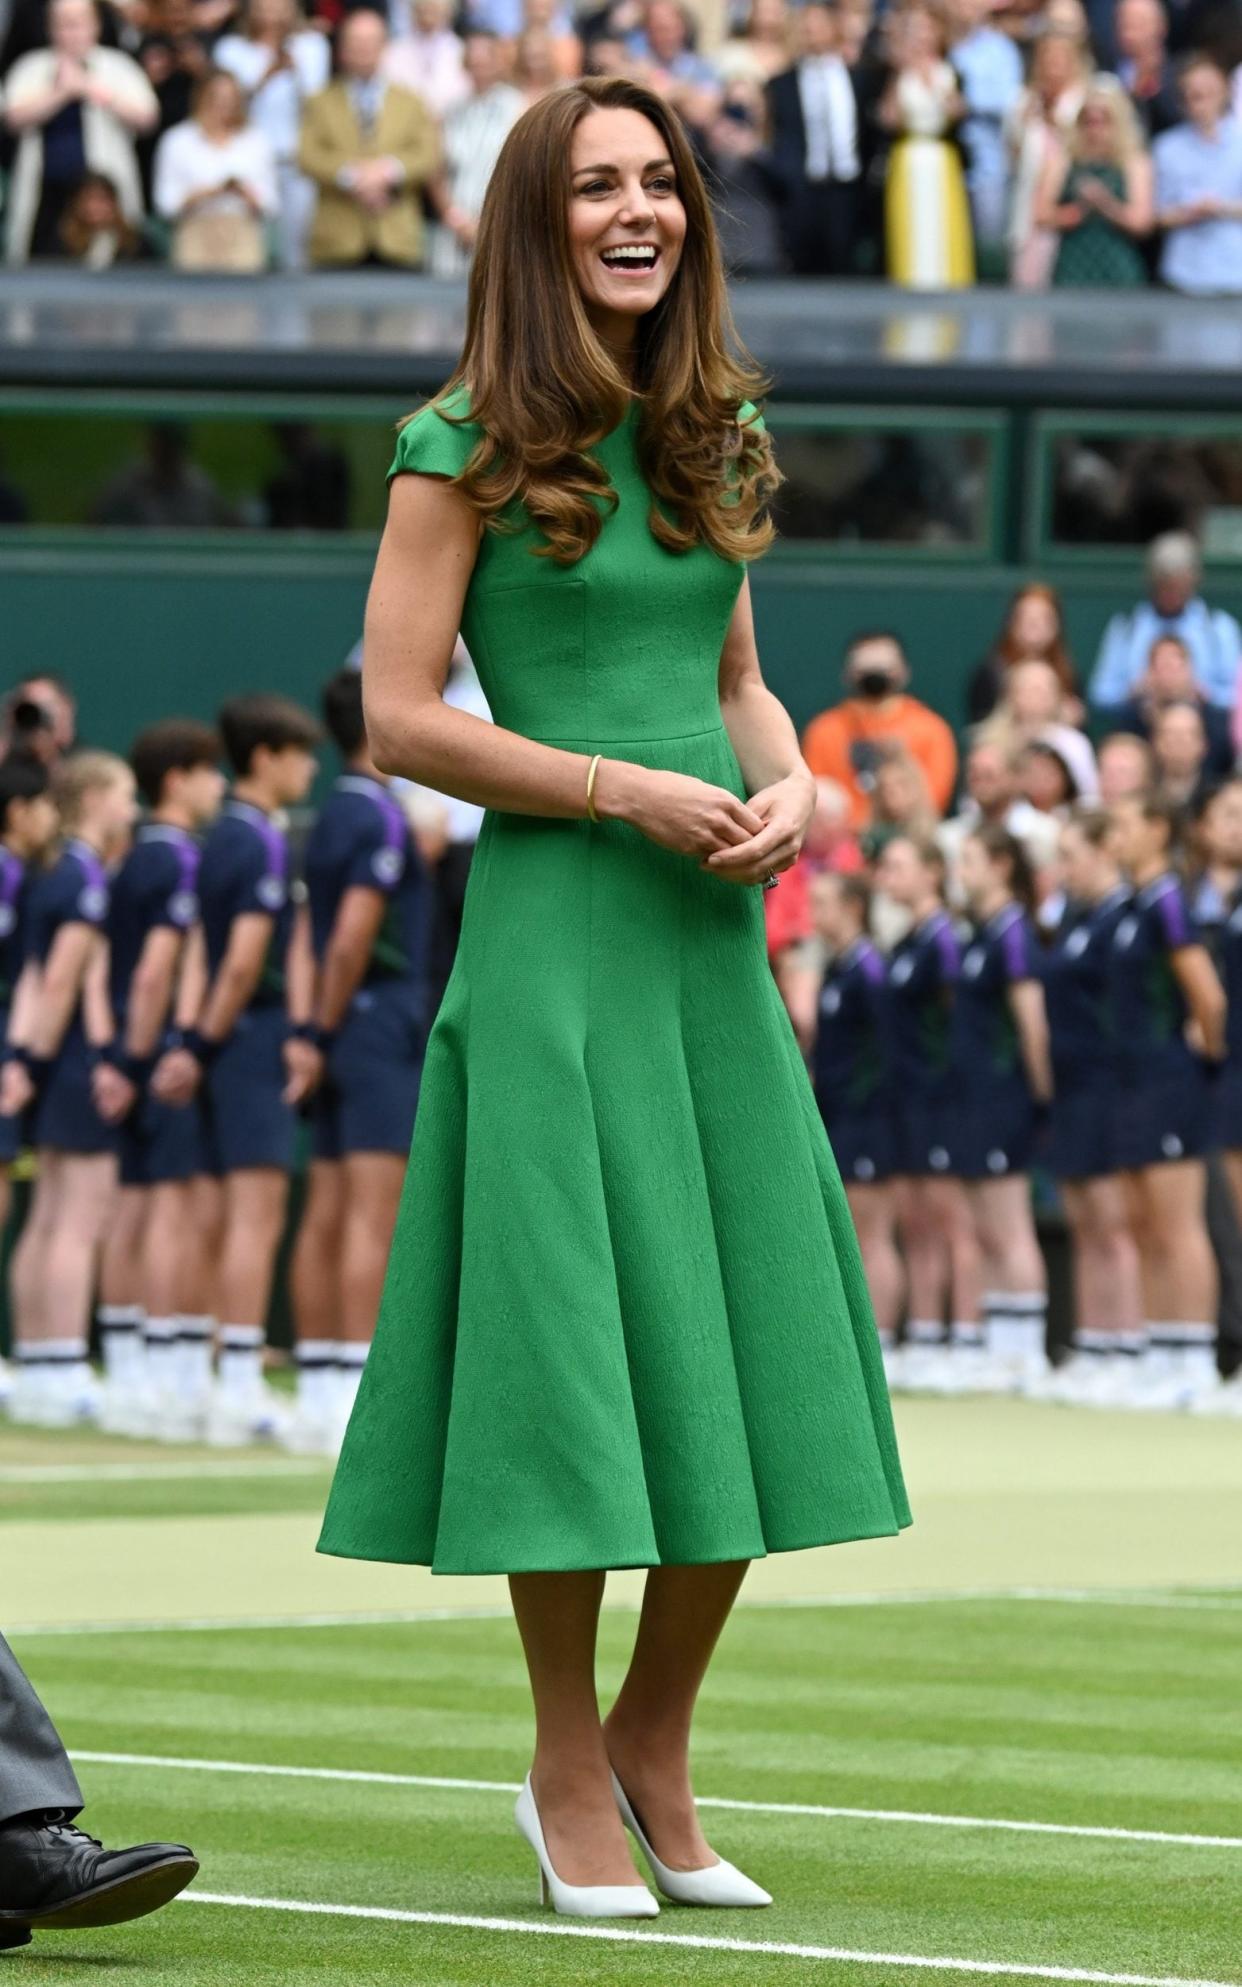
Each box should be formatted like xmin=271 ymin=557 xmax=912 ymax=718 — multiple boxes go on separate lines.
xmin=6 ymin=545 xmax=1242 ymax=751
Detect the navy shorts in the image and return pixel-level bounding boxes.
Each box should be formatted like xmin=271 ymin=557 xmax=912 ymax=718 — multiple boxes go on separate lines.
xmin=312 ymin=984 xmax=424 ymax=1161
xmin=1049 ymin=1068 xmax=1118 ymax=1181
xmin=0 ymin=1100 xmax=28 ymax=1166
xmin=117 ymin=1090 xmax=204 ymax=1189
xmin=1113 ymin=1057 xmax=1217 ymax=1170
xmin=821 ymin=1107 xmax=894 ymax=1186
xmin=201 ymin=1006 xmax=297 ymax=1176
xmin=892 ymin=1095 xmax=956 ymax=1178
xmin=33 ymin=1026 xmax=114 ymax=1157
xmin=954 ymin=1074 xmax=1037 ymax=1182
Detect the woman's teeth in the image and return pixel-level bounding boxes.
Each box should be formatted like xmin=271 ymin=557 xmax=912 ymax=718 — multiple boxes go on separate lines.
xmin=600 ymin=246 xmax=659 ymax=272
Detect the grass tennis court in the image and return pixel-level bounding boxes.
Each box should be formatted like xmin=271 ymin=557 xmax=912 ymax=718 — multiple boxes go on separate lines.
xmin=4 ymin=1401 xmax=1242 ymax=1987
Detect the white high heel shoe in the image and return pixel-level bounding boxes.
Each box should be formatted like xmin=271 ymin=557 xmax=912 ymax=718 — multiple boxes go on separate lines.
xmin=514 ymin=1773 xmax=660 ymax=1918
xmin=610 ymin=1768 xmax=773 ymax=1908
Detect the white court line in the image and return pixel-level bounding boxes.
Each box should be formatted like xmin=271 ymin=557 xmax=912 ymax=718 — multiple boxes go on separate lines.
xmin=176 ymin=1889 xmax=1240 ymax=1986
xmin=10 ymin=1586 xmax=1242 ymax=1636
xmin=0 ymin=1460 xmax=326 ymax=1485
xmin=71 ymin=1751 xmax=1242 ymax=1853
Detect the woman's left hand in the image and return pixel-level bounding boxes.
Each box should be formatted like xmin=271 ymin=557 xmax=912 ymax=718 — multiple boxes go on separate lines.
xmin=699 ymin=771 xmax=814 ymax=885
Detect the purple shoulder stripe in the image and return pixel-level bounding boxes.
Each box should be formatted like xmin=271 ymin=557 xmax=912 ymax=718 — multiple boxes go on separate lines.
xmin=1155 ymin=881 xmax=1192 ymax=950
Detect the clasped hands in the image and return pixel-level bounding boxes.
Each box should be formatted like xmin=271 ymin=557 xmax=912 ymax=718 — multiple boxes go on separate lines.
xmin=699 ymin=770 xmax=814 ymax=888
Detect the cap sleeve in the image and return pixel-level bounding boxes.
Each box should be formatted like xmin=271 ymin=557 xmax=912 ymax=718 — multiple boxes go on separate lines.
xmin=387 ymin=386 xmax=481 ymax=486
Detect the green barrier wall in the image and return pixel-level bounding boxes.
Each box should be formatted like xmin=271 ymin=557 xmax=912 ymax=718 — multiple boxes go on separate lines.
xmin=8 ymin=547 xmax=1241 ymax=748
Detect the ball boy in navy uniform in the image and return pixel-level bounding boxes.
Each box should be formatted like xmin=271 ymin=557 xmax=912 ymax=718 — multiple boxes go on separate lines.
xmin=1107 ymin=794 xmax=1226 ymax=1407
xmin=152 ymin=696 xmax=320 ymax=1447
xmin=0 ymin=756 xmax=60 ymax=1411
xmin=286 ymin=670 xmax=432 ymax=1451
xmin=94 ymin=722 xmax=226 ymax=1437
xmin=807 ymin=870 xmax=902 ymax=1356
xmin=3 ymin=754 xmax=138 ymax=1427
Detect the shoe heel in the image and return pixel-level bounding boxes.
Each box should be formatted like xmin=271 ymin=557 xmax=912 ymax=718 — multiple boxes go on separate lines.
xmin=538 ymin=1867 xmax=549 ymax=1907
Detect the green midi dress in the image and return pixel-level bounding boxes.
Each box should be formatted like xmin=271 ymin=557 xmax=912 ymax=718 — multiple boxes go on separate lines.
xmin=316 ymin=387 xmax=912 ymax=1577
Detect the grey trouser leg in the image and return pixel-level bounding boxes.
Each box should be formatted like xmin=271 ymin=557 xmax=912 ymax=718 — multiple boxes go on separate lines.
xmin=0 ymin=1636 xmax=83 ymax=1826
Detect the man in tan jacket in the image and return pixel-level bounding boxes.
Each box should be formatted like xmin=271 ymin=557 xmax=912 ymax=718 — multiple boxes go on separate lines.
xmin=298 ymin=8 xmax=439 ymax=269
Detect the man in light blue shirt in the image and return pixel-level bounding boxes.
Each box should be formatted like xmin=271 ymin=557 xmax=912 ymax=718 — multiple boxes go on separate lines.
xmin=1153 ymin=56 xmax=1242 ymax=295
xmin=1089 ymin=530 xmax=1242 ymax=712
xmin=947 ymin=0 xmax=1023 ymax=251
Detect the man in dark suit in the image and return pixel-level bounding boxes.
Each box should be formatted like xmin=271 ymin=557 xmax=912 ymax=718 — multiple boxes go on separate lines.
xmin=766 ymin=0 xmax=866 ymax=275
xmin=0 ymin=1635 xmax=197 ymax=1951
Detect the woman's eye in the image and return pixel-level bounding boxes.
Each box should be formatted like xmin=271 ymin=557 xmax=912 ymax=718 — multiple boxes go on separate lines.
xmin=648 ymin=176 xmax=675 ymax=193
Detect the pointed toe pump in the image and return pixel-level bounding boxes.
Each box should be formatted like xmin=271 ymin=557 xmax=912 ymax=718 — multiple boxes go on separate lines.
xmin=609 ymin=1768 xmax=773 ymax=1908
xmin=514 ymin=1773 xmax=660 ymax=1919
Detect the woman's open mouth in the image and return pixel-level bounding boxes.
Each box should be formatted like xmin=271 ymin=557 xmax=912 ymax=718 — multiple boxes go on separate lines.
xmin=599 ymin=243 xmax=661 ymax=277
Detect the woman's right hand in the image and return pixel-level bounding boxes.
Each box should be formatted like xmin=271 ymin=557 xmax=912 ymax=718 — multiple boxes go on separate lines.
xmin=599 ymin=762 xmax=766 ymax=860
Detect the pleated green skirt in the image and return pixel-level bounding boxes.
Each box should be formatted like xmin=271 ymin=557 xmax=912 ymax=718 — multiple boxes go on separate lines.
xmin=317 ymin=720 xmax=912 ymax=1576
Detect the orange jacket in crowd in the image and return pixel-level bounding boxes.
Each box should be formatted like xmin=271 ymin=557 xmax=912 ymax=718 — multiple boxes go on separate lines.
xmin=800 ymin=695 xmax=959 ymax=830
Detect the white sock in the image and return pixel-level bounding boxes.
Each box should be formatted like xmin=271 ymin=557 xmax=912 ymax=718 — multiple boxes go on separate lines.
xmin=950 ymin=1319 xmax=984 ymax=1348
xmin=296 ymin=1339 xmax=337 ymax=1418
xmin=1158 ymin=1324 xmax=1217 ymax=1383
xmin=217 ymin=1325 xmax=264 ymax=1393
xmin=334 ymin=1342 xmax=369 ymax=1416
xmin=984 ymin=1292 xmax=1046 ymax=1360
xmin=144 ymin=1317 xmax=180 ymax=1398
xmin=14 ymin=1346 xmax=54 ymax=1401
xmin=43 ymin=1336 xmax=91 ymax=1398
xmin=904 ymin=1318 xmax=945 ymax=1346
xmin=98 ymin=1305 xmax=145 ymax=1387
xmin=175 ymin=1316 xmax=215 ymax=1404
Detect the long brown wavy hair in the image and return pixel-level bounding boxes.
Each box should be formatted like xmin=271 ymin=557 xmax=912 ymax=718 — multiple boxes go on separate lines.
xmin=402 ymin=75 xmax=783 ymax=567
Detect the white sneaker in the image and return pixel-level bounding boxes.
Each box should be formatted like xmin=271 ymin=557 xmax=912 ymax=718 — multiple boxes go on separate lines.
xmin=9 ymin=1370 xmax=102 ymax=1429
xmin=97 ymin=1381 xmax=158 ymax=1438
xmin=0 ymin=1356 xmax=13 ymax=1412
xmin=279 ymin=1404 xmax=340 ymax=1457
xmin=891 ymin=1344 xmax=954 ymax=1392
xmin=1189 ymin=1372 xmax=1242 ymax=1416
xmin=205 ymin=1382 xmax=291 ymax=1448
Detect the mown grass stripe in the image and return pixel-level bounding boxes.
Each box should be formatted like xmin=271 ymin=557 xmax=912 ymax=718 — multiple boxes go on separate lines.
xmin=176 ymin=1890 xmax=1240 ymax=1985
xmin=13 ymin=1584 xmax=1242 ymax=1637
xmin=74 ymin=1751 xmax=1242 ymax=1852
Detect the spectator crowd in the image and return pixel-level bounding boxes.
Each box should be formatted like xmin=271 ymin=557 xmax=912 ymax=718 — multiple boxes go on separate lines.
xmin=1 ymin=0 xmax=1241 ymax=287
xmin=769 ymin=525 xmax=1242 ymax=1413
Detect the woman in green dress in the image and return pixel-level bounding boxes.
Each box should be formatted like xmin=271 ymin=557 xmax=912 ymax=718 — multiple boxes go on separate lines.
xmin=317 ymin=73 xmax=911 ymax=1921
xmin=1036 ymin=76 xmax=1153 ymax=287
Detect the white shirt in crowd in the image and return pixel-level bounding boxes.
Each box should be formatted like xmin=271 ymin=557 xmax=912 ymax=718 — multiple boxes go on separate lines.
xmin=429 ymin=80 xmax=526 ymax=277
xmin=344 ymin=635 xmax=493 ymax=845
xmin=797 ymin=52 xmax=859 ymax=182
xmin=153 ymin=119 xmax=280 ymax=222
xmin=212 ymin=33 xmax=331 ymax=164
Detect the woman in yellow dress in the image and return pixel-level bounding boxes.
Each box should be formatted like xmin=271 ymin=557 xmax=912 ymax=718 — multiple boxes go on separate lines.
xmin=880 ymin=5 xmax=976 ymax=288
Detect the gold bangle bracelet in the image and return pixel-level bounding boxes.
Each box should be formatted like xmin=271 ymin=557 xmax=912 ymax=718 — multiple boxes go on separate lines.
xmin=585 ymin=752 xmax=602 ymax=823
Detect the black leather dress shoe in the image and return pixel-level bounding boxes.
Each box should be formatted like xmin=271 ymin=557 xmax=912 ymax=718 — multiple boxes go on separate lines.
xmin=0 ymin=1811 xmax=198 ymax=1945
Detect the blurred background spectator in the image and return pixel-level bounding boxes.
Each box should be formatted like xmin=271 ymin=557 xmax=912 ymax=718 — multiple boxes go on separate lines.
xmin=213 ymin=0 xmax=329 ymax=270
xmin=1036 ymin=74 xmax=1152 ymax=285
xmin=153 ymin=66 xmax=278 ymax=268
xmin=1153 ymin=53 xmax=1242 ymax=296
xmin=3 ymin=0 xmax=158 ymax=262
xmin=1089 ymin=530 xmax=1242 ymax=711
xmin=879 ymin=3 xmax=974 ymax=288
xmin=968 ymin=583 xmax=1082 ymax=724
xmin=298 ymin=7 xmax=440 ymax=269
xmin=381 ymin=0 xmax=469 ymax=117
xmin=802 ymin=629 xmax=959 ymax=830
xmin=766 ymin=1 xmax=863 ymax=276
xmin=426 ymin=26 xmax=522 ymax=275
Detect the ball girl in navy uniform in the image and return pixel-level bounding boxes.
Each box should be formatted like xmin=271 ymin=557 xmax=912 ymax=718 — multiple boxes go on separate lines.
xmin=93 ymin=722 xmax=227 ymax=1438
xmin=1107 ymin=794 xmax=1226 ymax=1405
xmin=807 ymin=870 xmax=903 ymax=1352
xmin=953 ymin=825 xmax=1052 ymax=1389
xmin=1041 ymin=810 xmax=1143 ymax=1402
xmin=287 ymin=670 xmax=434 ymax=1455
xmin=873 ymin=834 xmax=980 ymax=1372
xmin=3 ymin=753 xmax=138 ymax=1427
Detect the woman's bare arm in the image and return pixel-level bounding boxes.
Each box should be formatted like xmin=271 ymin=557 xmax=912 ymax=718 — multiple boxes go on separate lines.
xmin=707 ymin=573 xmax=815 ymax=880
xmin=362 ymin=471 xmax=765 ymax=862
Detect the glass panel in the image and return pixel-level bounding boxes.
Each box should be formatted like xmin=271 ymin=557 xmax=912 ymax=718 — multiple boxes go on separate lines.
xmin=0 ymin=412 xmax=397 ymax=533
xmin=1048 ymin=432 xmax=1242 ymax=557
xmin=769 ymin=425 xmax=992 ymax=548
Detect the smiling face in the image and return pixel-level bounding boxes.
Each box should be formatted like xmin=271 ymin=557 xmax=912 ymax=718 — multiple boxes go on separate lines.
xmin=568 ymin=105 xmax=687 ymax=342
